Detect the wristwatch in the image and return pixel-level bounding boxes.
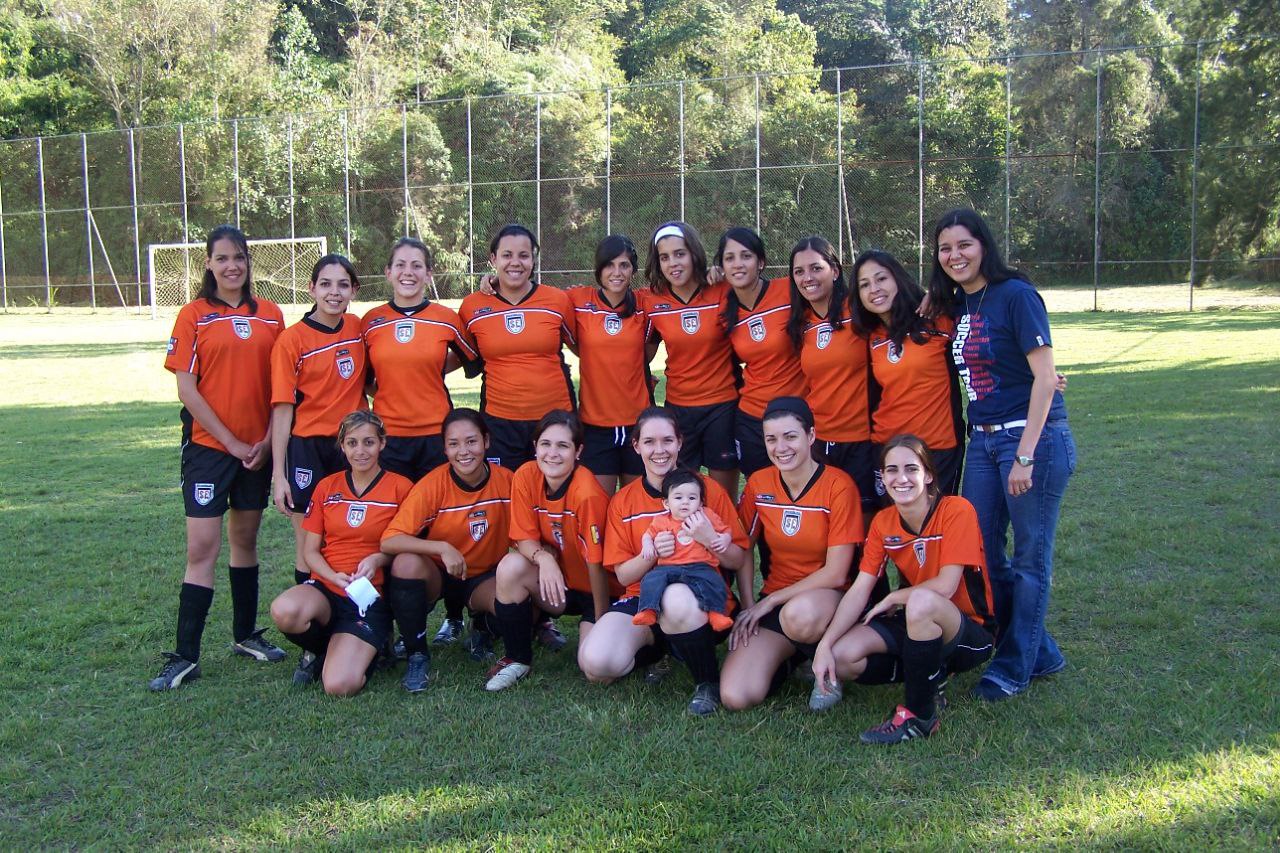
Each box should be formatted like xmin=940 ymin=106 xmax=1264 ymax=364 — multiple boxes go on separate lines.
xmin=1015 ymin=454 xmax=1034 ymax=467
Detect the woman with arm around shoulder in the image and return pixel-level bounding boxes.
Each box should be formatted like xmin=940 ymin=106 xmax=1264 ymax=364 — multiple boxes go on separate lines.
xmin=927 ymin=207 xmax=1076 ymax=701
xmin=811 ymin=435 xmax=997 ymax=741
xmin=149 ymin=224 xmax=287 ymax=690
xmin=718 ymin=397 xmax=862 ymax=711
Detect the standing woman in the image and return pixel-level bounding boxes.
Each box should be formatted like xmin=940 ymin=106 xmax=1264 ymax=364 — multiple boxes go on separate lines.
xmin=484 ymin=410 xmax=616 ymax=691
xmin=719 ymin=397 xmax=864 ymax=711
xmin=270 ymin=255 xmax=368 ymax=588
xmin=578 ymin=406 xmax=752 ymax=715
xmin=926 ymin=208 xmax=1076 ymax=701
xmin=785 ymin=236 xmax=877 ymax=516
xmin=458 ymin=224 xmax=576 ymax=470
xmin=642 ymin=222 xmax=739 ymax=495
xmin=850 ymin=249 xmax=965 ymax=495
xmin=150 ymin=224 xmax=287 ymax=690
xmin=717 ymin=228 xmax=808 ymax=480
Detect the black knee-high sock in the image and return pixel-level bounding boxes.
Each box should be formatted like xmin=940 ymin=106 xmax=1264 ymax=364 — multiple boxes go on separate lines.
xmin=633 ymin=642 xmax=664 ymax=669
xmin=494 ymin=598 xmax=535 ymax=665
xmin=294 ymin=569 xmax=311 ymax=586
xmin=385 ymin=576 xmax=432 ymax=656
xmin=283 ymin=620 xmax=330 ymax=656
xmin=903 ymin=635 xmax=945 ymax=719
xmin=228 ymin=565 xmax=259 ymax=642
xmin=442 ymin=577 xmax=466 ymax=622
xmin=176 ymin=583 xmax=214 ymax=662
xmin=666 ymin=625 xmax=720 ymax=685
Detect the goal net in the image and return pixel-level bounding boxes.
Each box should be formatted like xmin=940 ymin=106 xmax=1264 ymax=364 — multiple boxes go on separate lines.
xmin=148 ymin=237 xmax=328 ymax=315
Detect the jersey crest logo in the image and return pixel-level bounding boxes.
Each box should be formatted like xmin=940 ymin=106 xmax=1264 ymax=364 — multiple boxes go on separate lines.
xmin=748 ymin=317 xmax=766 ymax=343
xmin=552 ymin=523 xmax=564 ymax=549
xmin=167 ymin=337 xmax=178 ymax=354
xmin=505 ymin=312 xmax=525 ymax=334
xmin=781 ymin=509 xmax=802 ymax=537
xmin=294 ymin=468 xmax=313 ymax=490
xmin=913 ymin=540 xmax=927 ymax=567
xmin=680 ymin=311 xmax=700 ymax=335
xmin=604 ymin=314 xmax=622 ymax=336
xmin=336 ymin=356 xmax=355 ymax=379
xmin=887 ymin=341 xmax=902 ymax=364
xmin=469 ymin=519 xmax=488 ymax=541
xmin=395 ymin=321 xmax=415 ymax=343
xmin=347 ymin=504 xmax=367 ymax=527
xmin=193 ymin=483 xmax=215 ymax=506
xmin=232 ymin=318 xmax=252 ymax=340
xmin=816 ymin=325 xmax=832 ymax=350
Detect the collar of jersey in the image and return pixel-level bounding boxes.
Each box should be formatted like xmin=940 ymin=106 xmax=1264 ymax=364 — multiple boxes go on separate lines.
xmin=389 ymin=297 xmax=431 ymax=316
xmin=898 ymin=493 xmax=942 ymax=538
xmin=450 ymin=463 xmax=491 ymax=493
xmin=205 ymin=294 xmax=247 ymax=311
xmin=494 ymin=282 xmax=538 ymax=306
xmin=543 ymin=465 xmax=576 ymax=501
xmin=301 ymin=310 xmax=345 ymax=335
xmin=346 ymin=468 xmax=386 ymax=499
xmin=780 ymin=462 xmax=825 ymax=503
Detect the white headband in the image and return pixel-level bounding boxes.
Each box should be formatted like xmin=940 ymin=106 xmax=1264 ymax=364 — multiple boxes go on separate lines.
xmin=653 ymin=224 xmax=685 ymax=245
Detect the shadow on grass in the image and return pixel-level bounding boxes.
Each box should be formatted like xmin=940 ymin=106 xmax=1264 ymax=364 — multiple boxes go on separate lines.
xmin=0 ymin=341 xmax=164 ymax=360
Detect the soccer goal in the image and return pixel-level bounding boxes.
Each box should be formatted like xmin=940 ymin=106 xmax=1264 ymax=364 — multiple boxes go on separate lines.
xmin=147 ymin=236 xmax=328 ymax=317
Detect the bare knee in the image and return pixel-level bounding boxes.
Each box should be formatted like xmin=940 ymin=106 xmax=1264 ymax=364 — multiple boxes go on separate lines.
xmin=720 ymin=678 xmax=764 ymax=712
xmin=779 ymin=601 xmax=827 ymax=643
xmin=270 ymin=595 xmax=304 ymax=632
xmin=657 ymin=584 xmax=705 ymax=634
xmin=323 ymin=674 xmax=365 ymax=697
xmin=495 ymin=553 xmax=534 ymax=601
xmin=904 ymin=588 xmax=946 ymax=627
xmin=390 ymin=553 xmax=427 ymax=580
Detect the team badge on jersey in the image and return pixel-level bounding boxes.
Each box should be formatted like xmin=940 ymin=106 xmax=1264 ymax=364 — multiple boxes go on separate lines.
xmin=781 ymin=509 xmax=802 ymax=537
xmin=167 ymin=337 xmax=177 ymax=354
xmin=347 ymin=503 xmax=367 ymax=527
xmin=232 ymin=318 xmax=252 ymax=340
xmin=193 ymin=482 xmax=215 ymax=506
xmin=505 ymin=312 xmax=525 ymax=334
xmin=816 ymin=324 xmax=832 ymax=350
xmin=469 ymin=519 xmax=488 ymax=541
xmin=887 ymin=341 xmax=902 ymax=364
xmin=748 ymin=317 xmax=766 ymax=342
xmin=680 ymin=311 xmax=700 ymax=335
xmin=395 ymin=321 xmax=415 ymax=343
xmin=336 ymin=356 xmax=355 ymax=379
xmin=552 ymin=524 xmax=564 ymax=549
xmin=294 ymin=468 xmax=313 ymax=490
xmin=604 ymin=314 xmax=622 ymax=336
xmin=913 ymin=540 xmax=927 ymax=567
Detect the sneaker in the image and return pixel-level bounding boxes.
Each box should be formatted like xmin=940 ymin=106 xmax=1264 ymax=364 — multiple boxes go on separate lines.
xmin=463 ymin=626 xmax=496 ymax=662
xmin=1032 ymin=658 xmax=1067 ymax=680
xmin=432 ymin=617 xmax=464 ymax=646
xmin=536 ymin=619 xmax=567 ymax=652
xmin=859 ymin=705 xmax=939 ymax=745
xmin=970 ymin=678 xmax=1018 ymax=702
xmin=687 ymin=682 xmax=721 ymax=716
xmin=808 ymin=677 xmax=843 ymax=712
xmin=643 ymin=656 xmax=673 ymax=686
xmin=484 ymin=657 xmax=531 ymax=692
xmin=402 ymin=652 xmax=431 ymax=693
xmin=232 ymin=628 xmax=287 ymax=662
xmin=148 ymin=653 xmax=200 ymax=691
xmin=292 ymin=651 xmax=323 ymax=686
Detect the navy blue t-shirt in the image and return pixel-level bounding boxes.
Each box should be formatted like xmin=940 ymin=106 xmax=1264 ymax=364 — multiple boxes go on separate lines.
xmin=949 ymin=278 xmax=1067 ymax=425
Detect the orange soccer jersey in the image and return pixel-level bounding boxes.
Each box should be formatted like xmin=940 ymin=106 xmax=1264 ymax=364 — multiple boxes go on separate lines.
xmin=859 ymin=495 xmax=994 ymax=631
xmin=739 ymin=464 xmax=864 ymax=596
xmin=459 ymin=285 xmax=576 ymax=421
xmin=363 ymin=300 xmax=478 ymax=436
xmin=645 ymin=508 xmax=730 ymax=567
xmin=302 ymin=469 xmax=415 ymax=595
xmin=798 ymin=309 xmax=872 ymax=443
xmin=381 ymin=462 xmax=513 ymax=576
xmin=569 ymin=286 xmax=653 ymax=428
xmin=165 ymin=297 xmax=285 ymax=454
xmin=869 ymin=315 xmax=962 ymax=449
xmin=271 ymin=313 xmax=368 ymax=437
xmin=728 ymin=277 xmax=808 ymax=418
xmin=605 ymin=475 xmax=749 ymax=599
xmin=644 ymin=283 xmax=738 ymax=408
xmin=509 ymin=462 xmax=619 ymax=596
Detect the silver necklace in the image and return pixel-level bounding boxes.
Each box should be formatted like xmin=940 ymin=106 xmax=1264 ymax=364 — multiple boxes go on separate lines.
xmin=963 ymin=284 xmax=988 ymax=319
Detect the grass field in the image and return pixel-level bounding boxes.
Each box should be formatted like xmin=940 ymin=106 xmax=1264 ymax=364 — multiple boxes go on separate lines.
xmin=2 ymin=310 xmax=1279 ymax=848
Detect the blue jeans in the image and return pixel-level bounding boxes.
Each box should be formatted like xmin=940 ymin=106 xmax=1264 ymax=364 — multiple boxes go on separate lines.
xmin=963 ymin=419 xmax=1076 ymax=693
xmin=637 ymin=563 xmax=729 ymax=617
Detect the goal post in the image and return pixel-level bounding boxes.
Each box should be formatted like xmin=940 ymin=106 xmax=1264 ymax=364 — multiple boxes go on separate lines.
xmin=148 ymin=236 xmax=329 ymax=317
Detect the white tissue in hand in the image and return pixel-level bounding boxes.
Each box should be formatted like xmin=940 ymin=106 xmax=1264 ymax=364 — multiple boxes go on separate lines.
xmin=345 ymin=576 xmax=380 ymax=616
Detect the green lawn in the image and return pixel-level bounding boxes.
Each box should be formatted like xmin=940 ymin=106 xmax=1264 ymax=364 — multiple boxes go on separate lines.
xmin=2 ymin=310 xmax=1278 ymax=848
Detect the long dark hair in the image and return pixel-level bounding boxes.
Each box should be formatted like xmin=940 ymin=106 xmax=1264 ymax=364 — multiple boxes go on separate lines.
xmin=200 ymin=224 xmax=257 ymax=314
xmin=850 ymin=250 xmax=934 ymax=348
xmin=716 ymin=226 xmax=767 ymax=332
xmin=645 ymin=221 xmax=708 ymax=296
xmin=926 ymin=208 xmax=1029 ymax=310
xmin=785 ymin=235 xmax=848 ymax=350
xmin=594 ymin=234 xmax=639 ymax=319
xmin=310 ymin=253 xmax=360 ymax=290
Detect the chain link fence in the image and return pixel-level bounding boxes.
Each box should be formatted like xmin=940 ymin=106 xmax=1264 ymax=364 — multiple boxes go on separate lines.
xmin=1 ymin=39 xmax=1277 ymax=314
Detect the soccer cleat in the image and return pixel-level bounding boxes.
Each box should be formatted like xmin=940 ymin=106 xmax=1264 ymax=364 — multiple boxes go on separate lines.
xmin=402 ymin=652 xmax=431 ymax=693
xmin=463 ymin=625 xmax=496 ymax=662
xmin=643 ymin=656 xmax=673 ymax=686
xmin=432 ymin=617 xmax=464 ymax=646
xmin=292 ymin=651 xmax=323 ymax=686
xmin=859 ymin=705 xmax=939 ymax=745
xmin=232 ymin=628 xmax=287 ymax=662
xmin=484 ymin=657 xmax=531 ymax=692
xmin=687 ymin=682 xmax=721 ymax=716
xmin=535 ymin=619 xmax=567 ymax=652
xmin=808 ymin=677 xmax=843 ymax=712
xmin=149 ymin=653 xmax=200 ymax=691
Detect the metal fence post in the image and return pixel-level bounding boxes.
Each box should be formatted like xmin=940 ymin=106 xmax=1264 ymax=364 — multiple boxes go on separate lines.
xmin=1189 ymin=40 xmax=1202 ymax=311
xmin=178 ymin=123 xmax=189 ymax=244
xmin=81 ymin=133 xmax=96 ymax=310
xmin=754 ymin=74 xmax=762 ymax=232
xmin=679 ymin=81 xmax=687 ymax=222
xmin=37 ymin=136 xmax=51 ymax=310
xmin=605 ymin=88 xmax=612 ymax=233
xmin=342 ymin=111 xmax=352 ymax=256
xmin=835 ymin=68 xmax=844 ymax=260
xmin=1005 ymin=57 xmax=1012 ymax=259
xmin=233 ymin=119 xmax=241 ymax=227
xmin=402 ymin=104 xmax=410 ymax=237
xmin=128 ymin=128 xmax=143 ymax=314
xmin=917 ymin=61 xmax=925 ymax=283
xmin=1093 ymin=54 xmax=1103 ymax=311
xmin=466 ymin=98 xmax=474 ymax=279
xmin=0 ymin=157 xmax=7 ymax=310
xmin=535 ymin=94 xmax=542 ymax=281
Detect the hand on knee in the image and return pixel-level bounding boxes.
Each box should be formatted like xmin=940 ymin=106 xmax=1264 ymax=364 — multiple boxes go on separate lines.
xmin=904 ymin=588 xmax=945 ymax=636
xmin=779 ymin=604 xmax=825 ymax=644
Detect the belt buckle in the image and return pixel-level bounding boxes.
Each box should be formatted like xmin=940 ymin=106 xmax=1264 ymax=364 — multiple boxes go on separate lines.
xmin=976 ymin=423 xmax=997 ymax=434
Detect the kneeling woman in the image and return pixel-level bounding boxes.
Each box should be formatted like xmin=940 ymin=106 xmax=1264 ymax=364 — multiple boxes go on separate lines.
xmin=811 ymin=435 xmax=996 ymax=743
xmin=269 ymin=412 xmax=415 ymax=696
xmin=719 ymin=397 xmax=864 ymax=711
xmin=484 ymin=410 xmax=617 ymax=691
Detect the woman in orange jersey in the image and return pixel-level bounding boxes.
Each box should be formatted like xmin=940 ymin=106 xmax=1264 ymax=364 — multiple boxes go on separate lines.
xmin=270 ymin=412 xmax=416 ymax=696
xmin=149 ymin=225 xmax=287 ymax=691
xmin=578 ymin=406 xmax=752 ymax=715
xmin=459 ymin=224 xmax=576 ymax=471
xmin=381 ymin=408 xmax=514 ymax=678
xmin=642 ymin=221 xmax=739 ymax=495
xmin=850 ymin=250 xmax=965 ymax=496
xmin=270 ymin=254 xmax=368 ymax=596
xmin=716 ymin=228 xmax=808 ymax=481
xmin=483 ymin=410 xmax=615 ymax=692
xmin=784 ymin=236 xmax=877 ymax=518
xmin=810 ymin=435 xmax=996 ymax=743
xmin=719 ymin=397 xmax=864 ymax=712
